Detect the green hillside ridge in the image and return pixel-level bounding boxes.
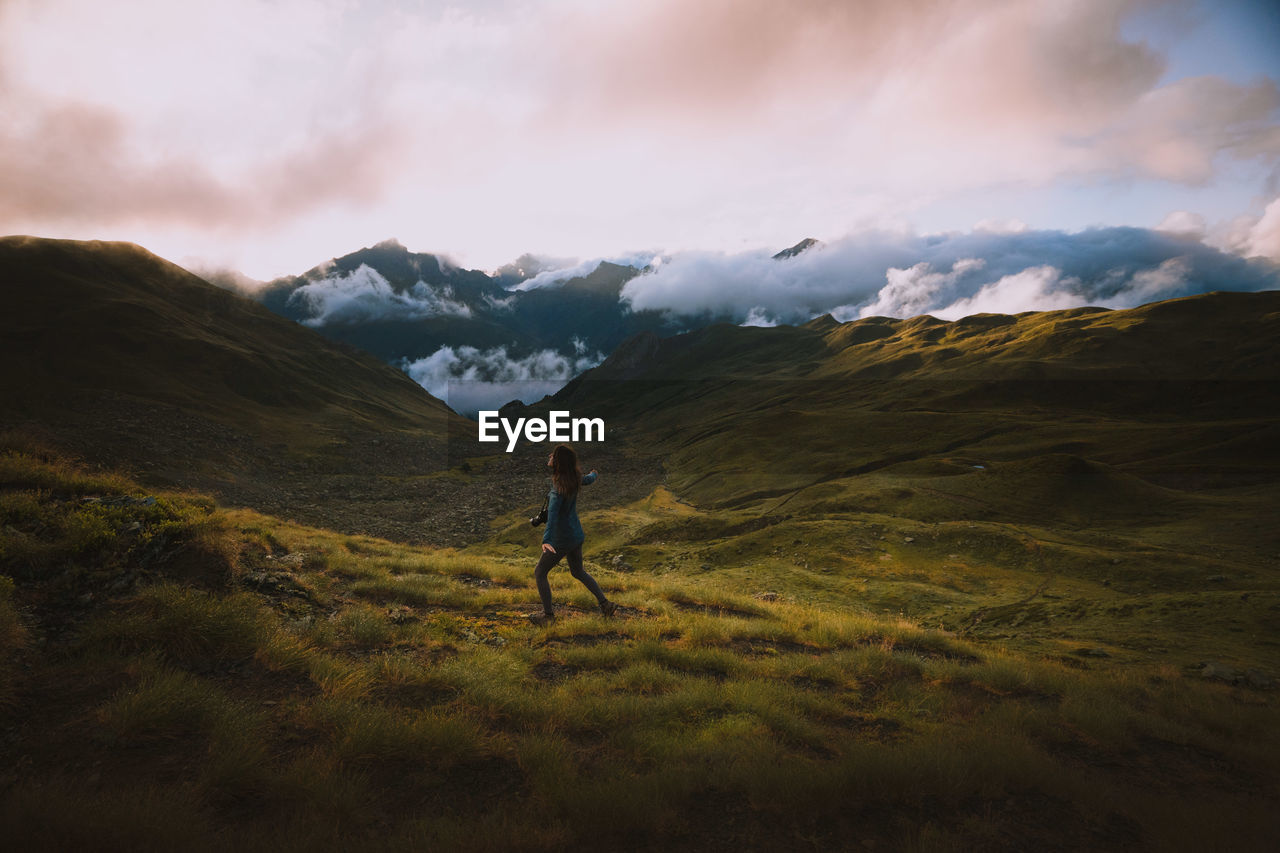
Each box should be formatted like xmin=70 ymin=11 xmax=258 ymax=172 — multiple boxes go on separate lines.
xmin=547 ymin=291 xmax=1280 ymax=502
xmin=579 ymin=291 xmax=1280 ymax=382
xmin=0 ymin=236 xmax=460 ymax=441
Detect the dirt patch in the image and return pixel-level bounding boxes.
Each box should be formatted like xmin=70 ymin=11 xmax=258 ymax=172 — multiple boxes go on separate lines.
xmin=156 ymin=541 xmax=234 ymax=590
xmin=240 ymin=570 xmax=314 ymax=601
xmin=943 ymin=678 xmax=1060 ymax=712
xmin=607 ymin=604 xmax=655 ymax=620
xmin=831 ymin=712 xmax=905 ymax=740
xmin=788 ymin=673 xmax=842 ymax=692
xmin=630 ymin=514 xmax=790 ymax=544
xmin=532 ymin=660 xmax=582 ymax=683
xmin=542 ymin=631 xmax=629 ymax=648
xmin=729 ymin=637 xmax=824 ymax=657
xmin=368 ymin=682 xmax=456 ymax=708
xmin=669 ymin=599 xmax=768 ymax=620
xmin=878 ymin=638 xmax=980 ymax=664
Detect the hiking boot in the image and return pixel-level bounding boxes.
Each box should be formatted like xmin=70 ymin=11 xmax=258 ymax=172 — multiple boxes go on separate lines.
xmin=600 ymin=600 xmax=618 ymax=618
xmin=529 ymin=612 xmax=556 ymax=626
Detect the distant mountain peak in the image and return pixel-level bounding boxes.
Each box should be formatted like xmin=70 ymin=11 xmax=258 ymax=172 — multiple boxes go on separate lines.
xmin=373 ymin=238 xmax=407 ymax=251
xmin=801 ymin=312 xmax=840 ymax=332
xmin=492 ymin=252 xmax=576 ymax=284
xmin=773 ymin=237 xmax=822 ymax=260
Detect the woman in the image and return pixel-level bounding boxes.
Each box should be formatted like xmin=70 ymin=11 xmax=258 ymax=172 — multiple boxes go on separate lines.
xmin=531 ymin=444 xmax=617 ymax=624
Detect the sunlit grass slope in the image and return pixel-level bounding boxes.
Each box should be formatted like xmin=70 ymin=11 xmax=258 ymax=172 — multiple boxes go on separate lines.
xmin=532 ymin=295 xmax=1280 ymax=657
xmin=4 ymin=440 xmax=1278 ymax=851
xmin=548 ymin=291 xmax=1280 ymax=506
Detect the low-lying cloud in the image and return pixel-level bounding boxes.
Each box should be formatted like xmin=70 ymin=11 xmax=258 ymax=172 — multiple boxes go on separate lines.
xmin=288 ymin=264 xmax=471 ymax=327
xmin=507 ymin=252 xmax=662 ymax=292
xmin=402 ymin=344 xmax=604 ymax=417
xmin=620 ymin=227 xmax=1280 ymax=325
xmin=492 ymin=253 xmax=576 ymax=283
xmin=1238 ymin=196 xmax=1280 ymax=261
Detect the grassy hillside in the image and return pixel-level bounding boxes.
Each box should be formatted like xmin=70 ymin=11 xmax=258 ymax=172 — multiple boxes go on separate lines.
xmin=501 ymin=290 xmax=1280 ymax=710
xmin=3 ymin=440 xmax=1278 ymax=851
xmin=0 ymin=236 xmax=459 ymax=439
xmin=545 ymin=290 xmax=1279 ymax=523
xmin=0 ymin=236 xmax=512 ymax=542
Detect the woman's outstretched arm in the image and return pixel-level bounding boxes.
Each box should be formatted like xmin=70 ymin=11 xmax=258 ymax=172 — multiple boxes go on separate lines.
xmin=582 ymin=469 xmax=598 ymax=485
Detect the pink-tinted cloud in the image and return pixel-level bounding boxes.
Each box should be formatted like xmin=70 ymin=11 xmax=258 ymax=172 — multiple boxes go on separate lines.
xmin=541 ymin=0 xmax=1276 ymax=186
xmin=0 ymin=98 xmax=405 ymax=229
xmin=0 ymin=0 xmax=1276 ymax=276
xmin=548 ymin=0 xmax=1167 ymax=130
xmin=1093 ymin=75 xmax=1280 ymax=183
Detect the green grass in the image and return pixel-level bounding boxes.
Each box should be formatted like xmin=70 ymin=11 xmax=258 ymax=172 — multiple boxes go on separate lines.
xmin=2 ymin=444 xmax=1279 ymax=851
xmin=97 ymin=657 xmax=255 ymax=745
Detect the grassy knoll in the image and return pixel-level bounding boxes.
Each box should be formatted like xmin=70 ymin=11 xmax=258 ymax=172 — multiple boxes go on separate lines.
xmin=3 ymin=441 xmax=1279 ymax=851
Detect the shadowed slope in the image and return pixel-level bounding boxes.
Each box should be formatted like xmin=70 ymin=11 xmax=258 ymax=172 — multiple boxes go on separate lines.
xmin=1 ymin=236 xmax=457 ymax=432
xmin=0 ymin=236 xmax=478 ymax=538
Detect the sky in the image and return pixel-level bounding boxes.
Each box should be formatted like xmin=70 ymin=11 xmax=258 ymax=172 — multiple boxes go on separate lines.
xmin=2 ymin=0 xmax=1279 ymax=280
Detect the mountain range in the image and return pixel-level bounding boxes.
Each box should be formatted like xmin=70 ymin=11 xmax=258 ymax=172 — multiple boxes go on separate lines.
xmin=244 ymin=238 xmax=671 ymax=365
xmin=221 ymin=237 xmax=829 ymax=413
xmin=227 ymin=231 xmax=1279 ymax=418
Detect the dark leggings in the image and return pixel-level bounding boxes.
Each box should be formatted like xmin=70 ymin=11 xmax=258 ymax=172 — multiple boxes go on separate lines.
xmin=534 ymin=545 xmax=607 ymax=615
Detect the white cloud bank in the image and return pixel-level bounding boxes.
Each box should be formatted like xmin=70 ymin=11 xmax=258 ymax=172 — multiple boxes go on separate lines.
xmin=507 ymin=252 xmax=663 ymax=292
xmin=1241 ymin=197 xmax=1280 ymax=261
xmin=620 ymin=226 xmax=1279 ymax=325
xmin=402 ymin=344 xmax=604 ymax=417
xmin=287 ymin=264 xmax=471 ymax=327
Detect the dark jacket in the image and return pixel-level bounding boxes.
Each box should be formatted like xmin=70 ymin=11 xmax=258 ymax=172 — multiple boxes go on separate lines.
xmin=543 ymin=471 xmax=597 ymax=550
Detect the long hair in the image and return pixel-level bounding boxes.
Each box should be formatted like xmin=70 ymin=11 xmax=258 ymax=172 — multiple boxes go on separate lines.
xmin=549 ymin=444 xmax=582 ymax=497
